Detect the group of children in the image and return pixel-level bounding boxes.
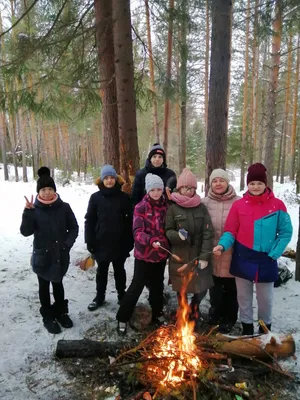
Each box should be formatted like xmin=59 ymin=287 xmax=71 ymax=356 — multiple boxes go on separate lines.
xmin=20 ymin=144 xmax=293 ymax=337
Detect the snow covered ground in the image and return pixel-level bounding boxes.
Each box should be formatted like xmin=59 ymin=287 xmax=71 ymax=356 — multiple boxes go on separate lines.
xmin=0 ymin=166 xmax=299 ymax=400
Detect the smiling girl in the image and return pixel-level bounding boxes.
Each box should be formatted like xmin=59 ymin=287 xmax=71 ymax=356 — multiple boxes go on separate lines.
xmin=213 ymin=163 xmax=293 ymax=335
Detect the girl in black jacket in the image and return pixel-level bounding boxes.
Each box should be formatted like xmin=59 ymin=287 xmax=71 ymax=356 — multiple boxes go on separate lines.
xmin=20 ymin=167 xmax=79 ymax=334
xmin=85 ymin=165 xmax=134 ymax=311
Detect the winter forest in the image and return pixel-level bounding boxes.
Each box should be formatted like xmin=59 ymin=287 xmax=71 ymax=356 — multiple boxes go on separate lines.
xmin=1 ymin=0 xmax=300 ymax=399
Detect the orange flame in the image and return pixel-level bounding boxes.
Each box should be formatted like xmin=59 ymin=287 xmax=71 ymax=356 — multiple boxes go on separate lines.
xmin=146 ymin=269 xmax=202 ymax=387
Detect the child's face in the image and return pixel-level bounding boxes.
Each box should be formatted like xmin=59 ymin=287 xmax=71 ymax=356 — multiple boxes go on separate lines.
xmin=248 ymin=181 xmax=266 ymax=196
xmin=179 ymin=186 xmax=196 ymax=198
xmin=39 ymin=187 xmax=55 ymax=200
xmin=103 ymin=175 xmax=116 ymax=188
xmin=211 ymin=178 xmax=228 ymax=195
xmin=150 ymin=154 xmax=164 ymax=168
xmin=148 ymin=188 xmax=163 ymax=200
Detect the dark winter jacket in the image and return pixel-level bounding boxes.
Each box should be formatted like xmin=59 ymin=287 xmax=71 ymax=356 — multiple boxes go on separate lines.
xmin=20 ymin=195 xmax=79 ymax=283
xmin=165 ymin=202 xmax=214 ymax=293
xmin=84 ymin=177 xmax=134 ymax=262
xmin=133 ymin=194 xmax=169 ymax=263
xmin=131 ymin=160 xmax=177 ymax=205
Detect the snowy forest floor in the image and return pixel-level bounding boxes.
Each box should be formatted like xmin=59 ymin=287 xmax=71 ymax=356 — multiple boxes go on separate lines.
xmin=0 ymin=167 xmax=299 ymax=399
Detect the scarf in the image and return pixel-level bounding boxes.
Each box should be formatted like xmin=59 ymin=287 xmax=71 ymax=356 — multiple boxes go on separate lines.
xmin=208 ymin=184 xmax=237 ymax=202
xmin=37 ymin=193 xmax=58 ymax=205
xmin=170 ymin=192 xmax=201 ymax=208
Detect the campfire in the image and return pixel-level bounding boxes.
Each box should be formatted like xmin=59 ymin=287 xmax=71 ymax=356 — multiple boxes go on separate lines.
xmin=140 ymin=273 xmax=205 ymax=390
xmin=56 ymin=272 xmax=296 ymax=399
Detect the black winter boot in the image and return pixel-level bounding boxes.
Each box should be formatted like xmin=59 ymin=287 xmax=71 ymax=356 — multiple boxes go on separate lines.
xmin=54 ymin=300 xmax=73 ymax=328
xmin=258 ymin=324 xmax=271 ymax=334
xmin=242 ymin=322 xmax=254 ymax=336
xmin=40 ymin=307 xmax=61 ymax=334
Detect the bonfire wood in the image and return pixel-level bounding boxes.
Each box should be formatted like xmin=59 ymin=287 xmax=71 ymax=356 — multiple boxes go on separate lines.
xmin=216 ymin=333 xmax=295 ymax=359
xmin=55 ymin=339 xmax=134 ymax=358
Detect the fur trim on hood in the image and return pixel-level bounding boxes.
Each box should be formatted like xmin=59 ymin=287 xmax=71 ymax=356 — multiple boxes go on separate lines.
xmin=95 ymin=174 xmax=125 ymax=186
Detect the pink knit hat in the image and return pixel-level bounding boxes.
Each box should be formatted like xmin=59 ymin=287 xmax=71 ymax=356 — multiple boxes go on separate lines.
xmin=176 ymin=168 xmax=197 ymax=189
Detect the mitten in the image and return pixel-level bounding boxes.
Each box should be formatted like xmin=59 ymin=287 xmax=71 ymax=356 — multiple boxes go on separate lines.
xmin=199 ymin=260 xmax=208 ymax=270
xmin=178 ymin=228 xmax=188 ymax=240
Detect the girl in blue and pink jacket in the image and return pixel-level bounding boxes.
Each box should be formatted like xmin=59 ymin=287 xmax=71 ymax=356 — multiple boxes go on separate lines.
xmin=213 ymin=163 xmax=292 ymax=335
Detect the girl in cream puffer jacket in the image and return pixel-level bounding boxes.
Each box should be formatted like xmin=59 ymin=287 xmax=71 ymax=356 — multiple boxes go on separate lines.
xmin=202 ymin=169 xmax=240 ymax=333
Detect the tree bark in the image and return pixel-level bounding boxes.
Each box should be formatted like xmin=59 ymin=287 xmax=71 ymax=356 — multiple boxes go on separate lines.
xmin=163 ymin=0 xmax=174 ymax=156
xmin=264 ymin=1 xmax=282 ymax=189
xmin=145 ymin=0 xmax=159 ymax=143
xmin=205 ymin=0 xmax=232 ymax=193
xmin=296 ymin=206 xmax=300 ymax=281
xmin=94 ymin=0 xmax=119 ymax=171
xmin=280 ymin=32 xmax=292 ymax=184
xmin=112 ymin=0 xmax=140 ymax=182
xmin=18 ymin=110 xmax=28 ymax=182
xmin=0 ymin=113 xmax=9 ymax=180
xmin=179 ymin=0 xmax=187 ymax=171
xmin=204 ymin=0 xmax=210 ymax=136
xmin=240 ymin=0 xmax=250 ymax=191
xmin=56 ymin=339 xmax=132 ymax=358
xmin=290 ymin=35 xmax=300 ymax=180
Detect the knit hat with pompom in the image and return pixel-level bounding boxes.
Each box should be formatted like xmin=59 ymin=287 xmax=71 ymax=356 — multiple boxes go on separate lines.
xmin=36 ymin=167 xmax=56 ymax=193
xmin=246 ymin=163 xmax=267 ymax=185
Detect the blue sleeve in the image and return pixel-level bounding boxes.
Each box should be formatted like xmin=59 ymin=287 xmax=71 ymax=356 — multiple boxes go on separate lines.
xmin=268 ymin=210 xmax=293 ymax=260
xmin=218 ymin=232 xmax=235 ymax=251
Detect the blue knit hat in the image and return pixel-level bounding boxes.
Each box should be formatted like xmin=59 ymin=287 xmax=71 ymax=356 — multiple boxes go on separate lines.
xmin=100 ymin=164 xmax=117 ymax=180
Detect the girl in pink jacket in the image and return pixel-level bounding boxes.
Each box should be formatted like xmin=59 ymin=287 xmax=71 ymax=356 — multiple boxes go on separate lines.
xmin=116 ymin=173 xmax=169 ymax=335
xmin=214 ymin=164 xmax=292 ymax=335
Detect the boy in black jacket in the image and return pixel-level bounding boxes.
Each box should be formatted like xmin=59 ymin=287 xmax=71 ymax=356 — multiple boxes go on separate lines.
xmin=85 ymin=165 xmax=133 ymax=311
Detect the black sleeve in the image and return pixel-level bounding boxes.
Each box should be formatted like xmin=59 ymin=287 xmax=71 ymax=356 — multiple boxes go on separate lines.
xmin=123 ymin=194 xmax=134 ymax=253
xmin=166 ymin=172 xmax=177 ymax=192
xmin=131 ymin=171 xmax=145 ymax=206
xmin=20 ymin=209 xmax=35 ymax=237
xmin=64 ymin=204 xmax=79 ymax=249
xmin=84 ymin=195 xmax=97 ymax=244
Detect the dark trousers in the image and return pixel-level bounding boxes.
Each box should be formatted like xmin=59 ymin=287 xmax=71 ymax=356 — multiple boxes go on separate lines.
xmin=209 ymin=276 xmax=238 ymax=324
xmin=116 ymin=258 xmax=165 ymax=323
xmin=95 ymin=256 xmax=127 ymax=301
xmin=38 ymin=275 xmax=64 ymax=309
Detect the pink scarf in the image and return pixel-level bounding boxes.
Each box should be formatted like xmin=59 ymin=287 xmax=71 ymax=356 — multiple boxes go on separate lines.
xmin=171 ymin=192 xmax=201 ymax=208
xmin=37 ymin=193 xmax=58 ymax=205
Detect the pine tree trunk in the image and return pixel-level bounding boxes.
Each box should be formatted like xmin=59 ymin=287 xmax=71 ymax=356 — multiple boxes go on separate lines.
xmin=112 ymin=0 xmax=140 ymax=182
xmin=206 ymin=0 xmax=232 ymax=192
xmin=179 ymin=0 xmax=188 ymax=170
xmin=250 ymin=0 xmax=259 ymax=163
xmin=276 ymin=119 xmax=284 ymax=182
xmin=240 ymin=0 xmax=250 ymax=190
xmin=94 ymin=0 xmax=119 ymax=171
xmin=145 ymin=0 xmax=159 ymax=143
xmin=280 ymin=32 xmax=292 ymax=184
xmin=264 ymin=1 xmax=282 ymax=189
xmin=204 ymin=0 xmax=210 ymax=136
xmin=18 ymin=110 xmax=28 ymax=182
xmin=290 ymin=35 xmax=300 ymax=180
xmin=257 ymin=38 xmax=268 ymax=163
xmin=0 ymin=113 xmax=9 ymax=180
xmin=296 ymin=206 xmax=300 ymax=282
xmin=163 ymin=0 xmax=174 ymax=156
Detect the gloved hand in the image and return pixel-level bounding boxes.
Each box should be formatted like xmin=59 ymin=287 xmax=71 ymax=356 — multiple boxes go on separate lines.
xmin=87 ymin=243 xmax=96 ymax=254
xmin=178 ymin=228 xmax=188 ymax=240
xmin=198 ymin=260 xmax=208 ymax=270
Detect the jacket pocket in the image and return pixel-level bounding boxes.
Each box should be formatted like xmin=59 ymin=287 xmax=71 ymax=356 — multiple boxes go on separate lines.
xmin=32 ymin=248 xmax=47 ymax=268
xmin=174 ymin=215 xmax=188 ymax=230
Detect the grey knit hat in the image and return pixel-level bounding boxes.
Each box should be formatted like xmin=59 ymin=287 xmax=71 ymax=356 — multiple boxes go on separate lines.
xmin=209 ymin=169 xmax=230 ymax=186
xmin=145 ymin=173 xmax=164 ymax=193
